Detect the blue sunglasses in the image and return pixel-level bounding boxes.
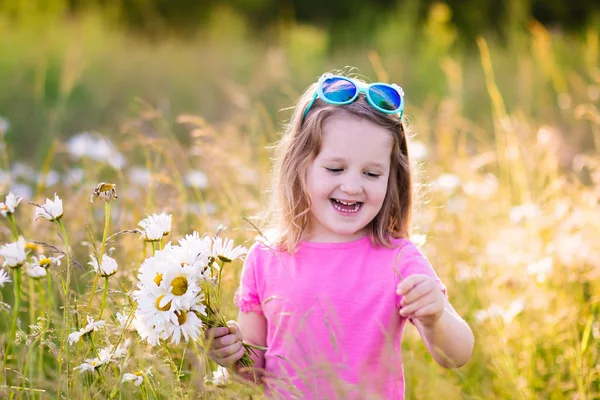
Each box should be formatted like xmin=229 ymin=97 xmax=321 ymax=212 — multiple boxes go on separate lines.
xmin=302 ymin=73 xmax=405 ymax=121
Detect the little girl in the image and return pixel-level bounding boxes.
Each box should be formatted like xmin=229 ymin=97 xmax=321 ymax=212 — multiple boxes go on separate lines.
xmin=207 ymin=72 xmax=474 ymax=399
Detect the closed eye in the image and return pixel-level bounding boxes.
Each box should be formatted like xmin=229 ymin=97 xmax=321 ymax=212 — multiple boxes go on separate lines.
xmin=325 ymin=168 xmax=343 ymax=173
xmin=365 ymin=172 xmax=381 ymax=178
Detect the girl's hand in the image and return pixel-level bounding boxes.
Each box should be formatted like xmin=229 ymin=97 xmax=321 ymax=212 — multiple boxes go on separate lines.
xmin=206 ymin=320 xmax=245 ymax=367
xmin=396 ymin=274 xmax=445 ymax=328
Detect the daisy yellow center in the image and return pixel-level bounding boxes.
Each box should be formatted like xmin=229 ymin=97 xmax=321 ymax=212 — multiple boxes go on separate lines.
xmin=155 ymin=295 xmax=172 ymax=311
xmin=135 ymin=371 xmax=143 ymax=376
xmin=25 ymin=242 xmax=39 ymax=252
xmin=154 ymin=273 xmax=163 ymax=286
xmin=170 ymin=276 xmax=188 ymax=296
xmin=175 ymin=310 xmax=187 ymax=326
xmin=1 ymin=205 xmax=7 ymax=211
xmin=39 ymin=258 xmax=52 ymax=267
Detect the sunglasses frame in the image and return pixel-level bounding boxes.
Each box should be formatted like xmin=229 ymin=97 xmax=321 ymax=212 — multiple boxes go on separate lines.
xmin=302 ymin=73 xmax=405 ymax=121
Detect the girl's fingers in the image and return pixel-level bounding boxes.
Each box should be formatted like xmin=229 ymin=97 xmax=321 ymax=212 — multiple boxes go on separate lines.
xmin=214 ymin=340 xmax=243 ymax=360
xmin=214 ymin=334 xmax=240 ymax=349
xmin=396 ymin=274 xmax=427 ymax=296
xmin=220 ymin=344 xmax=246 ymax=366
xmin=399 ymin=295 xmax=435 ymax=317
xmin=412 ymin=302 xmax=442 ymax=319
xmin=205 ymin=327 xmax=230 ymax=340
xmin=400 ymin=281 xmax=433 ymax=306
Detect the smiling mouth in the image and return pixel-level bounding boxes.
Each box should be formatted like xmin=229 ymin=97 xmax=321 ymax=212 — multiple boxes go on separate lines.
xmin=330 ymin=198 xmax=363 ymax=213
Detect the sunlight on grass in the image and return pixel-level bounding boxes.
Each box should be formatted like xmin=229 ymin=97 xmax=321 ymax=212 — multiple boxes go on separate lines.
xmin=0 ymin=4 xmax=598 ymax=399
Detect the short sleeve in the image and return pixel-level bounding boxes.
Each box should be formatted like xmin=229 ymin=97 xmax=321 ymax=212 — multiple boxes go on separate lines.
xmin=234 ymin=244 xmax=264 ymax=314
xmin=394 ymin=241 xmax=447 ymax=309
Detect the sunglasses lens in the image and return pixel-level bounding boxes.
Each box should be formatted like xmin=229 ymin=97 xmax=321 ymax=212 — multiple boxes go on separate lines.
xmin=322 ymin=78 xmax=357 ymax=103
xmin=369 ymin=84 xmax=401 ymax=111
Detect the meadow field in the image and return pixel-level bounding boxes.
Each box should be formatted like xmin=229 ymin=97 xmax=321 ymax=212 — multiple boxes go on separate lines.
xmin=0 ymin=3 xmax=598 ymax=399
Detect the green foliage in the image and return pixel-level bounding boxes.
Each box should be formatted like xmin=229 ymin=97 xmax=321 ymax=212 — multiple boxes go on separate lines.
xmin=0 ymin=2 xmax=598 ymax=398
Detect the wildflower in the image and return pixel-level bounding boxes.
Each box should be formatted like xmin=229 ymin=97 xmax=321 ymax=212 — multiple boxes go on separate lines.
xmin=31 ymin=254 xmax=63 ymax=269
xmin=122 ymin=372 xmax=144 ymax=386
xmin=34 ymin=194 xmax=63 ymax=221
xmin=73 ymin=358 xmax=103 ymax=373
xmin=527 ymin=257 xmax=553 ymax=283
xmin=0 ymin=237 xmax=27 ymax=268
xmin=212 ymin=236 xmax=247 ymax=263
xmin=25 ymin=264 xmax=47 ymax=279
xmin=0 ymin=192 xmax=23 ymax=217
xmin=432 ymin=173 xmax=461 ymax=193
xmin=184 ymin=170 xmax=208 ymax=189
xmin=68 ymin=316 xmax=105 ymax=345
xmin=407 ymin=140 xmax=428 ymax=162
xmin=98 ymin=344 xmax=127 ymax=363
xmin=177 ymin=232 xmax=212 ymax=270
xmin=205 ymin=366 xmax=229 ymax=385
xmin=164 ymin=307 xmax=205 ymax=345
xmin=474 ymin=299 xmax=525 ymax=324
xmin=122 ymin=367 xmax=152 ymax=386
xmin=67 ymin=132 xmax=126 ymax=169
xmin=0 ymin=117 xmax=9 ymax=135
xmin=89 ymin=254 xmax=118 ymax=277
xmin=0 ymin=269 xmax=11 ymax=287
xmin=138 ymin=213 xmax=172 ymax=242
xmin=90 ymin=182 xmax=118 ymax=203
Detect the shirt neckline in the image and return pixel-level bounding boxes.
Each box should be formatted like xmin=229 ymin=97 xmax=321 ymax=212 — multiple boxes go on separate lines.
xmin=299 ymin=235 xmax=371 ymax=249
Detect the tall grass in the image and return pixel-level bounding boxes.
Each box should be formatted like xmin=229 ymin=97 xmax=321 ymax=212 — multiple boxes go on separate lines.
xmin=0 ymin=3 xmax=598 ymax=399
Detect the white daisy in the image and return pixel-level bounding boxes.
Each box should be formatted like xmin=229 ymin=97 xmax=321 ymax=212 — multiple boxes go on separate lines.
xmin=177 ymin=231 xmax=212 ymax=270
xmin=25 ymin=264 xmax=47 ymax=279
xmin=212 ymin=236 xmax=247 ymax=263
xmin=73 ymin=358 xmax=103 ymax=374
xmin=68 ymin=316 xmax=105 ymax=345
xmin=34 ymin=193 xmax=63 ymax=221
xmin=0 ymin=269 xmax=11 ymax=287
xmin=154 ymin=264 xmax=201 ymax=311
xmin=136 ymin=244 xmax=177 ymax=289
xmin=133 ymin=321 xmax=162 ymax=346
xmin=205 ymin=366 xmax=229 ymax=385
xmin=164 ymin=309 xmax=204 ymax=345
xmin=122 ymin=367 xmax=152 ymax=386
xmin=0 ymin=237 xmax=27 ymax=268
xmin=31 ymin=254 xmax=63 ymax=269
xmin=90 ymin=182 xmax=118 ymax=203
xmin=98 ymin=344 xmax=127 ymax=363
xmin=122 ymin=372 xmax=144 ymax=386
xmin=0 ymin=192 xmax=23 ymax=217
xmin=89 ymin=254 xmax=118 ymax=277
xmin=138 ymin=213 xmax=172 ymax=242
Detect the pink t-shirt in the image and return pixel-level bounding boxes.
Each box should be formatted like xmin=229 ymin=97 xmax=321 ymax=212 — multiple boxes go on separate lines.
xmin=234 ymin=235 xmax=446 ymax=399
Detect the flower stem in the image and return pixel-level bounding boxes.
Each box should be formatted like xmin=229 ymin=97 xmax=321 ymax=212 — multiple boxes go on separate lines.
xmin=28 ymin=276 xmax=35 ymax=332
xmin=99 ymin=202 xmax=111 ymax=263
xmin=8 ymin=213 xmax=18 ymax=239
xmin=38 ymin=280 xmax=45 ymax=384
xmin=217 ymin=260 xmax=226 ymax=305
xmin=86 ymin=274 xmax=99 ymax=314
xmin=151 ymin=242 xmax=156 ymax=256
xmin=3 ymin=214 xmax=21 ymax=374
xmin=46 ymin=273 xmax=54 ymax=317
xmin=5 ymin=266 xmax=22 ymax=368
xmin=56 ymin=219 xmax=71 ymax=397
xmin=98 ymin=277 xmax=109 ymax=319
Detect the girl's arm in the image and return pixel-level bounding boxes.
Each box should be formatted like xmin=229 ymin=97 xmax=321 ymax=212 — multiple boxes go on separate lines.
xmin=412 ymin=300 xmax=474 ymax=368
xmin=235 ymin=311 xmax=268 ymax=380
xmin=397 ymin=274 xmax=474 ymax=368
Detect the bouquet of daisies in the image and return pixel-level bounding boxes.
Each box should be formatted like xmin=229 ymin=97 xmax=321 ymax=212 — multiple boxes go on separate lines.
xmin=132 ymin=231 xmax=257 ymax=367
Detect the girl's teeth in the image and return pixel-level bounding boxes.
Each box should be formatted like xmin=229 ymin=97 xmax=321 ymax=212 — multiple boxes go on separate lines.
xmin=331 ymin=199 xmax=361 ymax=213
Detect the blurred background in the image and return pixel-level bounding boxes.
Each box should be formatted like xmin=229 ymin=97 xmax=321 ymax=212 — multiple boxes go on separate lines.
xmin=0 ymin=1 xmax=599 ymax=398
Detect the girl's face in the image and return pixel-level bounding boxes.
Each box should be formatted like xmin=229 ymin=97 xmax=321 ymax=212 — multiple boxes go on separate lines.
xmin=305 ymin=114 xmax=393 ymax=242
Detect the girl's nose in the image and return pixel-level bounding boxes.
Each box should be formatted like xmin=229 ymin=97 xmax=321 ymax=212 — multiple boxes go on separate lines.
xmin=339 ymin=176 xmax=363 ymax=195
